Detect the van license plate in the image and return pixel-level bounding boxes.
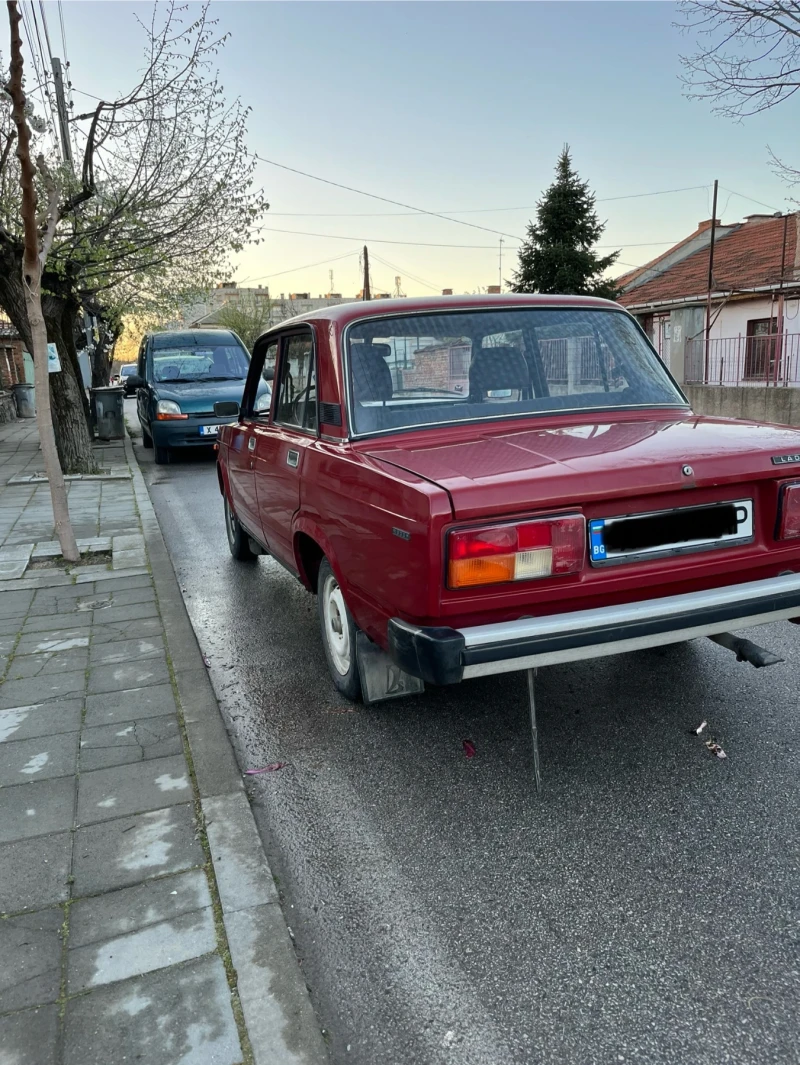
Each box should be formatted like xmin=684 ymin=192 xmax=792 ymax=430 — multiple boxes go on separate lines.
xmin=199 ymin=425 xmax=219 ymax=436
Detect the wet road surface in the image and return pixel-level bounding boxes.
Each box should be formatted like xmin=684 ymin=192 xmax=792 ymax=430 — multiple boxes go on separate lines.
xmin=132 ymin=413 xmax=800 ymax=1065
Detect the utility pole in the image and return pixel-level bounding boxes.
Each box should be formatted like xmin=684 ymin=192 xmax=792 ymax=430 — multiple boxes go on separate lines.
xmin=704 ymin=179 xmax=718 ymax=384
xmin=498 ymin=237 xmax=504 ymax=291
xmin=329 ymin=268 xmax=334 ymax=296
xmin=362 ymin=245 xmax=371 ymax=301
xmin=50 ymin=57 xmax=73 ymax=169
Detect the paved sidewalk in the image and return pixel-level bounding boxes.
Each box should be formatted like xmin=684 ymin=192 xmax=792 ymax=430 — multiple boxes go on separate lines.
xmin=0 ymin=419 xmax=327 ymax=1065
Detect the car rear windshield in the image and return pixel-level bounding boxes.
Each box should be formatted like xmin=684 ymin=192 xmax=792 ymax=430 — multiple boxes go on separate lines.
xmin=151 ymin=344 xmax=249 ymax=383
xmin=346 ymin=307 xmax=686 ymax=437
xmin=120 ymin=365 xmax=135 ymax=376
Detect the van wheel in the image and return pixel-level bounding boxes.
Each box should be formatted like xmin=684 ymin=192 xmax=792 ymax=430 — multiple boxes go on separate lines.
xmin=154 ymin=444 xmax=171 ymax=465
xmin=224 ymin=496 xmax=257 ymax=561
xmin=318 ymin=559 xmax=362 ymax=701
xmin=142 ymin=427 xmax=153 ymax=448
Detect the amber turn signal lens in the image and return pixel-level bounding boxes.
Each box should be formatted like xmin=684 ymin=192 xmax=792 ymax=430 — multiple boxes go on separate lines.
xmin=449 ymin=554 xmax=516 ymax=588
xmin=777 ymin=483 xmax=800 ymax=539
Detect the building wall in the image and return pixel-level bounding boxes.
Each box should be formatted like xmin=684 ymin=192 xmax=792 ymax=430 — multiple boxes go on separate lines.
xmin=0 ymin=341 xmax=26 ymax=389
xmin=685 ymin=384 xmax=800 ymax=426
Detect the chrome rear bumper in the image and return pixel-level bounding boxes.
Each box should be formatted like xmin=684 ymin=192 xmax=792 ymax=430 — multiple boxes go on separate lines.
xmin=388 ymin=573 xmax=800 ymax=684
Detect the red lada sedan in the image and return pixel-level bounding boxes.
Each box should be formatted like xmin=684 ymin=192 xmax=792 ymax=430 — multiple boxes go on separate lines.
xmin=216 ymin=295 xmax=800 ymax=705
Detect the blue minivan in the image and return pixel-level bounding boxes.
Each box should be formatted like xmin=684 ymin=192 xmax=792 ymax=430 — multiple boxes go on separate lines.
xmin=131 ymin=329 xmax=270 ymax=464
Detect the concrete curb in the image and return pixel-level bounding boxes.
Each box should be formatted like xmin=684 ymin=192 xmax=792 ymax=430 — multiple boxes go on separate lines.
xmin=123 ymin=433 xmax=328 ymax=1065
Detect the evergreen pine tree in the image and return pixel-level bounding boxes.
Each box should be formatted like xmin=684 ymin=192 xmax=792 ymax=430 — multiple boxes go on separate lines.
xmin=510 ymin=146 xmax=620 ymax=299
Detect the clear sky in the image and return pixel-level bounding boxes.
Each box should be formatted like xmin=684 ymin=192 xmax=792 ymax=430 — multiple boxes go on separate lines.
xmin=42 ymin=1 xmax=800 ymax=298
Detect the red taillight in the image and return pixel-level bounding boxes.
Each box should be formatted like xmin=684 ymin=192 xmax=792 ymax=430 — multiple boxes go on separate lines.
xmin=777 ymin=483 xmax=800 ymax=540
xmin=448 ymin=515 xmax=585 ymax=589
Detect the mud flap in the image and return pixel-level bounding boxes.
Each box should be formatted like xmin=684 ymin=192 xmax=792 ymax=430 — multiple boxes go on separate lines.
xmin=356 ymin=632 xmax=424 ymax=705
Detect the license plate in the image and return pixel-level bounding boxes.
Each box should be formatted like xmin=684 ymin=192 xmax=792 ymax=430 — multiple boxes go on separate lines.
xmin=199 ymin=425 xmax=219 ymax=437
xmin=589 ymin=498 xmax=753 ymax=565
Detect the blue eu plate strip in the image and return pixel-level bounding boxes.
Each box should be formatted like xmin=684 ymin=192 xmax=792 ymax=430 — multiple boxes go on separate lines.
xmin=589 ymin=519 xmax=606 ymax=561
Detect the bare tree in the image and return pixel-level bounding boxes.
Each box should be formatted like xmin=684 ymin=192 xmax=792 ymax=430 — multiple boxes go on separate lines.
xmin=0 ymin=2 xmax=268 ymax=471
xmin=679 ymin=1 xmax=800 ymax=117
xmin=5 ymin=0 xmax=78 ymax=560
xmin=215 ymin=293 xmax=273 ymax=352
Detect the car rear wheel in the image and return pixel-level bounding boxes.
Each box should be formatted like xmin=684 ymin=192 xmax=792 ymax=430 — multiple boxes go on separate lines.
xmin=224 ymin=496 xmax=257 ymax=562
xmin=318 ymin=559 xmax=362 ymax=701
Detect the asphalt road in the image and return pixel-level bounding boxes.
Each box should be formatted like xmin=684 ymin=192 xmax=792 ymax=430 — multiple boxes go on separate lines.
xmin=129 ymin=403 xmax=800 ymax=1065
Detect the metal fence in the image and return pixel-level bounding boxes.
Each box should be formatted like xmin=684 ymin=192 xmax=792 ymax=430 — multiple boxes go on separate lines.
xmin=684 ymin=334 xmax=800 ymax=387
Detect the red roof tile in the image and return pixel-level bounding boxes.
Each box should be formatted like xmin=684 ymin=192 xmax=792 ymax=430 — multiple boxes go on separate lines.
xmin=618 ymin=213 xmax=798 ymax=309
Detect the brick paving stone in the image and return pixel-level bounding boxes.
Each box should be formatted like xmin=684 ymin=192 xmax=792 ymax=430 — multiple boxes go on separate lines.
xmin=63 ymin=956 xmax=242 ymax=1065
xmin=69 ymin=869 xmax=211 ymax=948
xmin=7 ymin=649 xmax=89 ymax=680
xmin=0 ymin=832 xmax=72 ymax=913
xmin=79 ymin=715 xmax=182 ymax=772
xmin=91 ymin=601 xmax=160 ymax=625
xmin=77 ymin=753 xmax=191 ymax=825
xmin=72 ymin=805 xmax=203 ymax=895
xmin=89 ymin=634 xmax=165 ymax=667
xmin=0 ymin=669 xmax=86 ymax=709
xmin=0 ymin=699 xmax=84 ymax=743
xmin=0 ymin=730 xmax=80 ymax=786
xmin=84 ymin=683 xmax=177 ymax=726
xmin=87 ymin=655 xmax=170 ymax=696
xmin=0 ymin=775 xmax=76 ymax=843
xmin=0 ymin=908 xmax=63 ymax=1011
xmin=15 ymin=630 xmax=90 ymax=655
xmin=0 ymin=1005 xmax=58 ymax=1065
xmin=89 ymin=615 xmax=163 ymax=644
xmin=68 ymin=906 xmax=216 ymax=992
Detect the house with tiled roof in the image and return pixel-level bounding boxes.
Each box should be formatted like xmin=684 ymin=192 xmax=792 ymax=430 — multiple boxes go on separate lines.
xmin=617 ymin=212 xmax=800 ymax=387
xmin=0 ymin=312 xmax=30 ymax=389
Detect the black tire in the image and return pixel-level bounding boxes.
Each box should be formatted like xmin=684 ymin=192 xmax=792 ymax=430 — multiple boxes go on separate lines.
xmin=154 ymin=444 xmax=171 ymax=465
xmin=317 ymin=559 xmax=362 ymax=701
xmin=141 ymin=427 xmax=153 ymax=448
xmin=224 ymin=495 xmax=258 ymax=561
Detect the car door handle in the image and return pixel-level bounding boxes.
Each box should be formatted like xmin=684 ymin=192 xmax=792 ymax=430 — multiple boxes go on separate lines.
xmin=287 ymin=450 xmax=299 ymax=468
xmin=248 ymin=437 xmax=256 ymax=452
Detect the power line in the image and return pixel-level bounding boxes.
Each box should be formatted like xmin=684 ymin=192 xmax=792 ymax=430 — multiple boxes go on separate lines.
xmin=720 ymin=187 xmax=783 ymax=213
xmin=57 ymin=0 xmax=70 ymax=68
xmin=257 ymin=225 xmax=498 ymax=249
xmin=239 ymin=250 xmax=361 ymax=286
xmin=38 ymin=1 xmax=55 ymax=63
xmin=261 ymin=186 xmax=711 ymax=218
xmin=370 ymin=252 xmax=442 ymax=293
xmin=251 ymin=153 xmax=523 ymax=241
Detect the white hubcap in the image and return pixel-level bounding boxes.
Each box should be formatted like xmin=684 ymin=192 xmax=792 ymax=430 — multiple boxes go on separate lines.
xmin=323 ymin=575 xmax=351 ymax=675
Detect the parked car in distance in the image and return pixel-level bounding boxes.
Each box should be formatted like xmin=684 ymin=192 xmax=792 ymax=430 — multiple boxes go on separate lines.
xmin=131 ymin=329 xmax=270 ymax=464
xmin=119 ymin=363 xmax=139 ymax=395
xmin=216 ymin=294 xmax=800 ymax=705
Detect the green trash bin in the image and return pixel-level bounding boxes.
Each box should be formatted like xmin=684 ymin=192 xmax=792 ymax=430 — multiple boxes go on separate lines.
xmin=90 ymin=386 xmax=125 ymax=441
xmin=11 ymin=383 xmax=35 ymax=418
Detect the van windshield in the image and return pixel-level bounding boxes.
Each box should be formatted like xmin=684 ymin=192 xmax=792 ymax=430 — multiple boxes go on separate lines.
xmin=346 ymin=307 xmax=685 ymax=436
xmin=151 ymin=345 xmax=249 ymax=383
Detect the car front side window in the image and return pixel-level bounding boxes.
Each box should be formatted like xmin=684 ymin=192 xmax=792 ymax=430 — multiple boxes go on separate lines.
xmin=275 ymin=334 xmax=317 ymax=433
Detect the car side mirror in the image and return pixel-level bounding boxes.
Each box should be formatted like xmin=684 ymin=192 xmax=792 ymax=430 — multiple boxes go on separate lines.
xmin=263 ymin=366 xmax=275 ymax=382
xmin=128 ymin=374 xmax=144 ymax=389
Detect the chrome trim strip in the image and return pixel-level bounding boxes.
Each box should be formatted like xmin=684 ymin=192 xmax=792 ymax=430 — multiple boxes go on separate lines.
xmin=461 ymin=602 xmax=800 ymax=677
xmin=459 ymin=573 xmax=800 ymax=651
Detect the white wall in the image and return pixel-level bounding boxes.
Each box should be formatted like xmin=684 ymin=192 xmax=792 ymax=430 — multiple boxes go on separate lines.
xmin=709 ymin=296 xmax=800 ymax=340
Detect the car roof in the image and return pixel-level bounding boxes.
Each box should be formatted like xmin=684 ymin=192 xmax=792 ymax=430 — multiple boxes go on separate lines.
xmin=256 ymin=293 xmax=623 ymax=341
xmin=148 ymin=329 xmax=239 ymax=350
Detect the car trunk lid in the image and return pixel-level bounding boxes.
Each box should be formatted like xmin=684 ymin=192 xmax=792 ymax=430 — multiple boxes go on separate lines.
xmin=365 ymin=414 xmax=800 ymax=521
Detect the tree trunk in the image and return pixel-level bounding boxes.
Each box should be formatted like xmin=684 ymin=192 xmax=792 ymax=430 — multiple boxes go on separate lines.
xmin=0 ymin=243 xmax=95 ymax=474
xmin=43 ymin=297 xmax=96 ymax=474
xmin=5 ymin=0 xmax=79 ymax=562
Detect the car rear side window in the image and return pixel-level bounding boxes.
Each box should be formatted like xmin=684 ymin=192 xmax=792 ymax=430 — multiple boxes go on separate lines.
xmin=275 ymin=335 xmax=317 ymax=432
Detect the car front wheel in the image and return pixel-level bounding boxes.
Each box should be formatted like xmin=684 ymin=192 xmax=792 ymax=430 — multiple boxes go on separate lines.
xmin=318 ymin=559 xmax=362 ymax=701
xmin=224 ymin=496 xmax=257 ymax=562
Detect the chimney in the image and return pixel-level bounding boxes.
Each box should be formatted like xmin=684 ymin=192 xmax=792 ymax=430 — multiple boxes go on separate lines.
xmin=743 ymin=213 xmax=775 ymax=224
xmin=696 ymin=219 xmax=721 ymax=233
xmin=442 ymin=288 xmax=453 ymax=296
xmin=487 ymin=285 xmax=501 ymax=294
